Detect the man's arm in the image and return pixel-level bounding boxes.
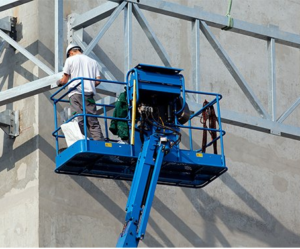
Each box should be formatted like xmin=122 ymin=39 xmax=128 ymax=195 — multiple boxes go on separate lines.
xmin=95 ymin=76 xmax=101 ymax=86
xmin=56 ymin=73 xmax=70 ymax=86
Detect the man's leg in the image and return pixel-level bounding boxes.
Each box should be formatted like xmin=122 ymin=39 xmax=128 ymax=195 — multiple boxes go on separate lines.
xmin=69 ymin=94 xmax=85 ymax=134
xmin=85 ymin=95 xmax=104 ymax=141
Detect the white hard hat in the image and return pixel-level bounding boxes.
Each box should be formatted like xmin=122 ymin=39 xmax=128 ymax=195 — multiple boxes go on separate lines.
xmin=66 ymin=43 xmax=82 ymax=58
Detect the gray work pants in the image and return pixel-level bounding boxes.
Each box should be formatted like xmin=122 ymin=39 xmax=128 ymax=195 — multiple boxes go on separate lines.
xmin=69 ymin=93 xmax=104 ymax=140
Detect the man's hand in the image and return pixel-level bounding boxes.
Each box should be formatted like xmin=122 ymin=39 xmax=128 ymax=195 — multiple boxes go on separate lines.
xmin=56 ymin=74 xmax=70 ymax=87
xmin=56 ymin=79 xmax=62 ymax=86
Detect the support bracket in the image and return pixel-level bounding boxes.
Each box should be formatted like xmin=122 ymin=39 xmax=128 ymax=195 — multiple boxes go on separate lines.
xmin=0 ymin=16 xmax=17 ymax=40
xmin=0 ymin=110 xmax=19 ymax=138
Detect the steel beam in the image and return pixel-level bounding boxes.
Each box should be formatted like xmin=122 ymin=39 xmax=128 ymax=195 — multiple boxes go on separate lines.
xmin=200 ymin=21 xmax=270 ymax=119
xmin=192 ymin=19 xmax=200 ymax=103
xmin=277 ymin=97 xmax=300 ymax=124
xmin=221 ymin=109 xmax=300 ymax=140
xmin=187 ymin=100 xmax=300 ymax=140
xmin=109 ymin=0 xmax=300 ymax=49
xmin=0 ymin=66 xmax=119 ymax=108
xmin=83 ymin=1 xmax=127 ymax=56
xmin=71 ymin=2 xmax=119 ymax=30
xmin=55 ymin=0 xmax=63 ymax=73
xmin=0 ymin=73 xmax=61 ymax=106
xmin=133 ymin=4 xmax=171 ymax=67
xmin=124 ymin=3 xmax=132 ymax=77
xmin=0 ymin=0 xmax=32 ymax=12
xmin=268 ymin=37 xmax=276 ymax=122
xmin=0 ymin=29 xmax=54 ymax=75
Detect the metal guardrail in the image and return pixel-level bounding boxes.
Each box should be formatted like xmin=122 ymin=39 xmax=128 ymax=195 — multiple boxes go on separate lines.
xmin=51 ymin=77 xmax=226 ymax=159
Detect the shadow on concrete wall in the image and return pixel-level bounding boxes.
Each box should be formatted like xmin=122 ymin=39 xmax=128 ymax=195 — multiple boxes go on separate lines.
xmin=0 ymin=46 xmax=17 ymax=103
xmin=0 ymin=40 xmax=54 ymax=93
xmin=83 ymin=32 xmax=124 ymax=81
xmin=38 ymin=40 xmax=55 ymax=70
xmin=116 ymin=180 xmax=186 ymax=247
xmin=0 ymin=135 xmax=52 ymax=172
xmin=0 ymin=41 xmax=38 ymax=174
xmin=70 ymin=165 xmax=300 ymax=247
xmin=222 ymin=174 xmax=300 ymax=246
xmin=0 ymin=36 xmax=56 ymax=171
xmin=15 ymin=21 xmax=23 ymax=42
xmin=0 ymin=134 xmax=37 ymax=197
xmin=70 ymin=176 xmax=167 ymax=247
xmin=0 ymin=41 xmax=38 ymax=86
xmin=0 ymin=39 xmax=59 ymax=174
xmin=0 ymin=131 xmax=16 ymax=172
xmin=182 ymin=173 xmax=300 ymax=247
xmin=71 ymin=175 xmax=208 ymax=247
xmin=117 ymin=180 xmax=208 ymax=247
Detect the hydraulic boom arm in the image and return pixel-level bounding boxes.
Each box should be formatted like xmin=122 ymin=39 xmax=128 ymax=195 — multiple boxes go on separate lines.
xmin=116 ymin=134 xmax=168 ymax=247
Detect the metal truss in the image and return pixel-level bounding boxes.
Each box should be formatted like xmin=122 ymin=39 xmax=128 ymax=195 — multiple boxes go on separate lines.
xmin=0 ymin=0 xmax=299 ymax=140
xmin=0 ymin=13 xmax=20 ymax=137
xmin=0 ymin=0 xmax=32 ymax=12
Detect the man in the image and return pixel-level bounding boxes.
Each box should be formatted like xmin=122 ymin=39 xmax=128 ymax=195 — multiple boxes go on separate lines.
xmin=56 ymin=43 xmax=104 ymax=141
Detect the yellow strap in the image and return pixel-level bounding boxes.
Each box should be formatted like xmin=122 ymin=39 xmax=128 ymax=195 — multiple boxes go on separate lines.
xmin=130 ymin=80 xmax=137 ymax=145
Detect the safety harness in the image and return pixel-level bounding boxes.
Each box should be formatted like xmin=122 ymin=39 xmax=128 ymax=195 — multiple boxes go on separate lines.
xmin=201 ymin=99 xmax=218 ymax=154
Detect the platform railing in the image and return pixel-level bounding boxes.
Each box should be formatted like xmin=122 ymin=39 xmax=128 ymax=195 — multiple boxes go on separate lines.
xmin=176 ymin=89 xmax=226 ymax=165
xmin=51 ymin=77 xmax=225 ymax=161
xmin=50 ymin=77 xmax=128 ymax=154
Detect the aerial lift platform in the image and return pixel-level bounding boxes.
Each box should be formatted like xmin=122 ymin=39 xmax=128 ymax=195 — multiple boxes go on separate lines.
xmin=51 ymin=64 xmax=227 ymax=247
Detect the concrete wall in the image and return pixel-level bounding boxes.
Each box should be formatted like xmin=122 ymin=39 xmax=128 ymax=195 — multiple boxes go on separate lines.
xmin=0 ymin=1 xmax=40 ymax=247
xmin=0 ymin=0 xmax=299 ymax=247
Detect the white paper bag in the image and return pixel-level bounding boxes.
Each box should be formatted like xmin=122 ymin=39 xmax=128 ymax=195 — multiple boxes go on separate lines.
xmin=61 ymin=121 xmax=85 ymax=147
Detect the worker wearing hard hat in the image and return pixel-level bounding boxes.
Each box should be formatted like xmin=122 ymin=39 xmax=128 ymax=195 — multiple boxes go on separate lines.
xmin=56 ymin=43 xmax=104 ymax=141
